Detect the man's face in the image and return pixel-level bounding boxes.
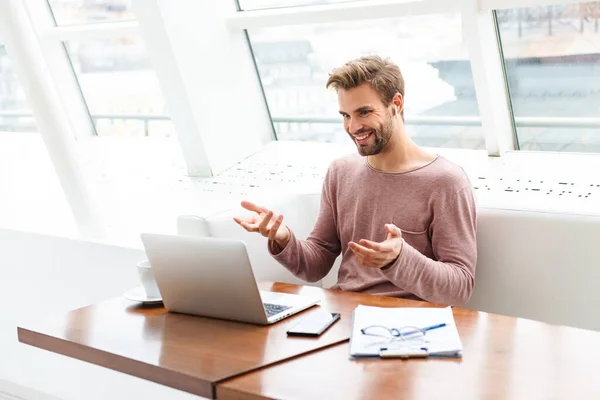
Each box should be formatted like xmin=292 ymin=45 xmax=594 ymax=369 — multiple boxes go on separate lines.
xmin=338 ymin=84 xmax=395 ymax=157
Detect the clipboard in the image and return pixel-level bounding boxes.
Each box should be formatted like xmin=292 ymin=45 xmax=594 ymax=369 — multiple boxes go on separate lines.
xmin=348 ymin=305 xmax=463 ymax=360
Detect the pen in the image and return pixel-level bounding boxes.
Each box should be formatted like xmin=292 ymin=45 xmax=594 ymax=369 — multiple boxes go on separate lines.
xmin=422 ymin=323 xmax=447 ymax=332
xmin=402 ymin=323 xmax=447 ymax=337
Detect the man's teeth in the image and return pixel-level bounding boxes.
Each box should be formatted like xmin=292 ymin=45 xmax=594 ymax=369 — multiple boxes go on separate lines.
xmin=356 ymin=132 xmax=371 ymax=140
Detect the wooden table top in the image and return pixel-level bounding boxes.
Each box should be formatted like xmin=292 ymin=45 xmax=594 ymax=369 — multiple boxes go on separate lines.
xmin=17 ymin=282 xmax=439 ymax=399
xmin=218 ymin=306 xmax=600 ymax=400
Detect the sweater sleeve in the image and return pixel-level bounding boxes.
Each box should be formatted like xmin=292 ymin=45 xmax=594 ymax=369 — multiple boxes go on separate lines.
xmin=381 ymin=186 xmax=477 ymax=305
xmin=267 ymin=167 xmax=341 ymax=282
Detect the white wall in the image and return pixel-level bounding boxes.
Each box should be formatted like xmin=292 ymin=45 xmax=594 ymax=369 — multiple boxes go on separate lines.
xmin=0 ymin=228 xmax=204 ymax=400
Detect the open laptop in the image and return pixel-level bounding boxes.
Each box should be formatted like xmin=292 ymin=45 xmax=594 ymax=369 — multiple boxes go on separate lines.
xmin=140 ymin=233 xmax=319 ymax=325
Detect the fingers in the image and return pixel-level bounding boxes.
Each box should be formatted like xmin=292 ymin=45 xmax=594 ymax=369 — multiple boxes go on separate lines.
xmin=359 ymin=239 xmax=385 ymax=252
xmin=268 ymin=214 xmax=284 ymax=240
xmin=241 ymin=210 xmax=283 ymax=239
xmin=349 ymin=225 xmax=404 ymax=268
xmin=350 ymin=241 xmax=393 ymax=268
xmin=234 ymin=217 xmax=259 ymax=233
xmin=258 ymin=210 xmax=274 ymax=234
xmin=355 ymin=253 xmax=375 ymax=268
xmin=241 ymin=200 xmax=268 ymax=215
xmin=348 ymin=242 xmax=376 ymax=257
xmin=385 ymin=223 xmax=402 ymax=238
xmin=236 ymin=200 xmax=280 ymax=236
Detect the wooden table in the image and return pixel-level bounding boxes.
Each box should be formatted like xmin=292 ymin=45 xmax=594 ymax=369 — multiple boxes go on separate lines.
xmin=17 ymin=282 xmax=438 ymax=399
xmin=218 ymin=306 xmax=600 ymax=400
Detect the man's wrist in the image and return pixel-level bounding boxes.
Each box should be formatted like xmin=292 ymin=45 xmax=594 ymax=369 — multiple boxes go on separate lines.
xmin=381 ymin=240 xmax=404 ymax=270
xmin=397 ymin=239 xmax=404 ymax=258
xmin=274 ymin=228 xmax=291 ymax=250
xmin=274 ymin=238 xmax=289 ymax=250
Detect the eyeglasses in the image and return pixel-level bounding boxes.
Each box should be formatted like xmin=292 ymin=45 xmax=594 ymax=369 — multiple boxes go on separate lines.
xmin=360 ymin=325 xmax=427 ymax=344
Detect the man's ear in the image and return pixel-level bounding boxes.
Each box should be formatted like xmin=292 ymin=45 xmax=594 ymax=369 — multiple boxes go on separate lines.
xmin=393 ymin=93 xmax=404 ymax=114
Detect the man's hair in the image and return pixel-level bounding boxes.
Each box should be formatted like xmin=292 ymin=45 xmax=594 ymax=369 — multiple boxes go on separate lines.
xmin=326 ymin=55 xmax=405 ymax=117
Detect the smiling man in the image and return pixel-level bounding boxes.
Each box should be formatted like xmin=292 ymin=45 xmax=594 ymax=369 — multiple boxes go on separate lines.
xmin=234 ymin=55 xmax=477 ymax=306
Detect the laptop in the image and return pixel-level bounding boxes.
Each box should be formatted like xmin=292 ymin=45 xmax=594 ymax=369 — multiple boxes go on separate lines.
xmin=140 ymin=233 xmax=319 ymax=325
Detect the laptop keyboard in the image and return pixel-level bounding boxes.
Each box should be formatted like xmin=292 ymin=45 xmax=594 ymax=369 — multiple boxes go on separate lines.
xmin=264 ymin=303 xmax=292 ymax=318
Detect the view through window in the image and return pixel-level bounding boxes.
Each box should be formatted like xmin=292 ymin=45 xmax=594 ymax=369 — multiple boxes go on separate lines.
xmin=47 ymin=0 xmax=136 ymax=26
xmin=65 ymin=36 xmax=174 ymax=137
xmin=497 ymin=2 xmax=600 ymax=153
xmin=0 ymin=46 xmax=35 ymax=133
xmin=249 ymin=14 xmax=485 ymax=150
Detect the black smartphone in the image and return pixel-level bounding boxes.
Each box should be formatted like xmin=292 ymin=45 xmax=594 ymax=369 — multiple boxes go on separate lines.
xmin=286 ymin=309 xmax=341 ymax=337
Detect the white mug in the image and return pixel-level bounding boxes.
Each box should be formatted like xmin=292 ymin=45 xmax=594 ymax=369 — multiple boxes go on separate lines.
xmin=137 ymin=260 xmax=161 ymax=299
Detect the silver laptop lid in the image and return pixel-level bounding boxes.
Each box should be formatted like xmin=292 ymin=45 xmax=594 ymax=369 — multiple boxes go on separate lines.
xmin=140 ymin=233 xmax=269 ymax=325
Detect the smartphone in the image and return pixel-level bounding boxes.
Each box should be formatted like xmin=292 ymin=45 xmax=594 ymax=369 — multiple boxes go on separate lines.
xmin=286 ymin=309 xmax=341 ymax=337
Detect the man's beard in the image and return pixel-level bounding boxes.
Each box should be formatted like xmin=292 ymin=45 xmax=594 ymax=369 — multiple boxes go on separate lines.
xmin=352 ymin=113 xmax=394 ymax=157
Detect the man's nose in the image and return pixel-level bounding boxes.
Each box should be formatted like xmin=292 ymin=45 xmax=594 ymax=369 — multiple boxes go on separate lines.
xmin=347 ymin=118 xmax=363 ymax=135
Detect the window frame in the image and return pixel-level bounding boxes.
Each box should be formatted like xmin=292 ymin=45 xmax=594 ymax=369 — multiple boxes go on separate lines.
xmin=226 ymin=0 xmax=600 ymax=156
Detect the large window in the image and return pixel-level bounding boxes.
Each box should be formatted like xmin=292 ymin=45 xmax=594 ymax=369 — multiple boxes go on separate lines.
xmin=65 ymin=36 xmax=174 ymax=137
xmin=47 ymin=0 xmax=136 ymax=26
xmin=497 ymin=2 xmax=600 ymax=153
xmin=0 ymin=46 xmax=35 ymax=133
xmin=248 ymin=14 xmax=484 ymax=149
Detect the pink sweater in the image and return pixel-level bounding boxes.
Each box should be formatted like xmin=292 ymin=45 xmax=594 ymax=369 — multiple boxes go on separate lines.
xmin=269 ymin=154 xmax=477 ymax=306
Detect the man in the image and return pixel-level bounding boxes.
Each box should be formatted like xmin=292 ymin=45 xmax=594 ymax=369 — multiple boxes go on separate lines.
xmin=234 ymin=55 xmax=477 ymax=306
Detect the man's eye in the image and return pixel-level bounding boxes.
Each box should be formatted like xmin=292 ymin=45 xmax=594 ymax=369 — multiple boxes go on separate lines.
xmin=360 ymin=110 xmax=370 ymax=116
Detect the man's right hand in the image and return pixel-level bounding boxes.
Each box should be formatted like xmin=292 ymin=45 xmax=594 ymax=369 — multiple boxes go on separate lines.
xmin=233 ymin=201 xmax=291 ymax=249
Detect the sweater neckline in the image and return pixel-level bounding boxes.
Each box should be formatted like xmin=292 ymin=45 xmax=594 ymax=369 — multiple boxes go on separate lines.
xmin=364 ymin=154 xmax=441 ymax=175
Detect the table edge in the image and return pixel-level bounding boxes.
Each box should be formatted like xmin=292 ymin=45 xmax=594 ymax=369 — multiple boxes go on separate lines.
xmin=17 ymin=326 xmax=215 ymax=399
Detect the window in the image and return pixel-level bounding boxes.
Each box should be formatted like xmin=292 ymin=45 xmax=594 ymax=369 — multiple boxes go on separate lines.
xmin=0 ymin=47 xmax=73 ymax=235
xmin=65 ymin=36 xmax=174 ymax=137
xmin=47 ymin=0 xmax=136 ymax=26
xmin=248 ymin=14 xmax=484 ymax=149
xmin=497 ymin=2 xmax=600 ymax=153
xmin=0 ymin=46 xmax=36 ymax=133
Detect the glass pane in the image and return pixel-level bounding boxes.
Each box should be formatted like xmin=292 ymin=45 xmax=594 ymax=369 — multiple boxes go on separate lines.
xmin=0 ymin=46 xmax=35 ymax=132
xmin=239 ymin=0 xmax=354 ymax=11
xmin=249 ymin=14 xmax=484 ymax=149
xmin=497 ymin=3 xmax=600 ymax=153
xmin=273 ymin=122 xmax=486 ymax=149
xmin=0 ymin=49 xmax=73 ymax=235
xmin=47 ymin=0 xmax=136 ymax=26
xmin=65 ymin=36 xmax=173 ymax=137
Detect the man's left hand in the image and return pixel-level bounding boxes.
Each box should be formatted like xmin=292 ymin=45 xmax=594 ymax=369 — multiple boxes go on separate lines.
xmin=348 ymin=224 xmax=404 ymax=269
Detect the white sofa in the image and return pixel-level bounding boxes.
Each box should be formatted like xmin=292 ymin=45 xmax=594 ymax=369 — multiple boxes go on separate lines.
xmin=178 ymin=195 xmax=600 ymax=332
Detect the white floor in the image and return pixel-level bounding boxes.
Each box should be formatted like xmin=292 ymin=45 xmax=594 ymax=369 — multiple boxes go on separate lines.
xmin=2 ymin=132 xmax=600 ymax=250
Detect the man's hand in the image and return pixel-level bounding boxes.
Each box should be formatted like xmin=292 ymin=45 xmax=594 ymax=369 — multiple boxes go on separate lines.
xmin=348 ymin=224 xmax=403 ymax=269
xmin=233 ymin=201 xmax=291 ymax=249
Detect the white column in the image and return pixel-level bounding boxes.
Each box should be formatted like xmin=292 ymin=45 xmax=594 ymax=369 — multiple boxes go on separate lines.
xmin=132 ymin=0 xmax=274 ymax=177
xmin=462 ymin=8 xmax=517 ymax=156
xmin=0 ymin=0 xmax=105 ymax=239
